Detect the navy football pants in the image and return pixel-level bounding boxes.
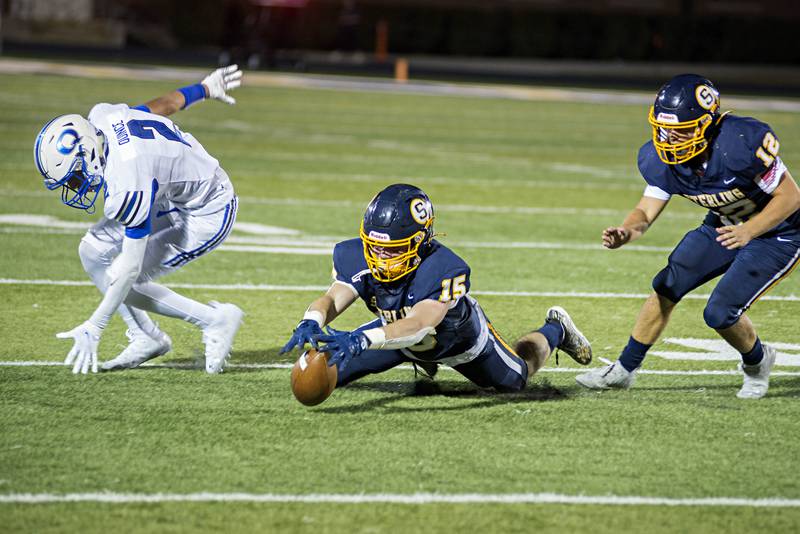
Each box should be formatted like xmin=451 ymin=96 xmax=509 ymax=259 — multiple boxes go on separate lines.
xmin=652 ymin=224 xmax=800 ymax=329
xmin=335 ymin=318 xmax=529 ymax=392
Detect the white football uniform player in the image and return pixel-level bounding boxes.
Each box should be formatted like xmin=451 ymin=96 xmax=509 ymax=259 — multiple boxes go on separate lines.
xmin=34 ymin=66 xmax=245 ymax=374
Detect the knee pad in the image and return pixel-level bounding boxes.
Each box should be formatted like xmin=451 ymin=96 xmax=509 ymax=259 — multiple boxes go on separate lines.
xmin=78 ymin=239 xmax=104 ymax=272
xmin=78 ymin=239 xmax=112 ymax=291
xmin=703 ymin=297 xmax=739 ymax=330
xmin=652 ymin=265 xmax=687 ymax=303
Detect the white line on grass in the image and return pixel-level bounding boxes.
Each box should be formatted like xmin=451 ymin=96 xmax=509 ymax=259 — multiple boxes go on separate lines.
xmin=1 ymin=492 xmax=799 ymax=507
xmin=0 ymin=226 xmax=678 ymax=253
xmin=223 ymin=236 xmax=675 ymax=253
xmin=1 ymin=195 xmax=702 ymax=220
xmin=2 ymin=278 xmax=798 ymax=302
xmin=3 ymin=361 xmax=800 ymax=376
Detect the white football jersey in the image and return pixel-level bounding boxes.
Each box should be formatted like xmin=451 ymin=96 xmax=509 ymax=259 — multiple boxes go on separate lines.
xmin=88 ymin=103 xmax=233 ymax=234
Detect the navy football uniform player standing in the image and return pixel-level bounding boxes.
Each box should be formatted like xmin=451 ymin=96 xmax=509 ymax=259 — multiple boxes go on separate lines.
xmin=576 ymin=74 xmax=800 ymax=399
xmin=282 ymin=184 xmax=592 ymax=396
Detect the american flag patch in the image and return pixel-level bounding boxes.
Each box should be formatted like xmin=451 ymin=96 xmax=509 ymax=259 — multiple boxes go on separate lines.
xmin=756 ymin=157 xmax=786 ymax=195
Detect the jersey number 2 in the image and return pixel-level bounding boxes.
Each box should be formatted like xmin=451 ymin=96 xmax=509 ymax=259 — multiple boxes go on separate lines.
xmin=128 ymin=119 xmax=191 ymax=147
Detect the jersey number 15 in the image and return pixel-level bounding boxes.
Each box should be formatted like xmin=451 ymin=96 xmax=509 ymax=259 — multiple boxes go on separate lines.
xmin=439 ymin=274 xmax=467 ymax=302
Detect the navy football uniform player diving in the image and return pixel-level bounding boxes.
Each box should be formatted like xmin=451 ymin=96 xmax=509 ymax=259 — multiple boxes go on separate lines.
xmin=281 ymin=184 xmax=592 ymax=399
xmin=576 ymin=74 xmax=800 ymax=399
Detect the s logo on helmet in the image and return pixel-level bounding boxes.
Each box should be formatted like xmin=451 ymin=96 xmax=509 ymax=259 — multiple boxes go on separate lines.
xmin=410 ymin=198 xmax=431 ymax=225
xmin=56 ymin=129 xmax=80 ymax=155
xmin=695 ymin=85 xmax=719 ymax=112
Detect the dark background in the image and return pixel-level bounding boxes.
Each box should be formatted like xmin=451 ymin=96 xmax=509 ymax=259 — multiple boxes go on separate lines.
xmin=2 ymin=0 xmax=799 ymax=92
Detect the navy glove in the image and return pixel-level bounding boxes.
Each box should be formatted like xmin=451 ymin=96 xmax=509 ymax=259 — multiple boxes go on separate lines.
xmin=316 ymin=326 xmax=369 ymax=372
xmin=280 ymin=319 xmax=323 ymax=354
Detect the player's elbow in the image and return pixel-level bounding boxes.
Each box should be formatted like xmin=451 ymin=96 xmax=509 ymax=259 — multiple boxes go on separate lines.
xmin=404 ymin=313 xmax=440 ymax=335
xmin=790 ymin=192 xmax=800 ymax=213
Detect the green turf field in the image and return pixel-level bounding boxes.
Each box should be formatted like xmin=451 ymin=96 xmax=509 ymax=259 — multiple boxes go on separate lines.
xmin=1 ymin=65 xmax=800 ymax=533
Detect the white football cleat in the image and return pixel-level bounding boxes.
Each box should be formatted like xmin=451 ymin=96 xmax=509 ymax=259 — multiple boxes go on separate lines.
xmin=203 ymin=302 xmax=244 ymax=374
xmin=101 ymin=329 xmax=172 ymax=371
xmin=575 ymin=361 xmax=635 ymax=390
xmin=737 ymin=344 xmax=776 ymax=399
xmin=546 ymin=306 xmax=592 ymax=365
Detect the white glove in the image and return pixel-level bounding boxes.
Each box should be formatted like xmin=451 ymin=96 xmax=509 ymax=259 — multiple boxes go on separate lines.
xmin=57 ymin=320 xmax=102 ymax=374
xmin=201 ymin=65 xmax=242 ymax=105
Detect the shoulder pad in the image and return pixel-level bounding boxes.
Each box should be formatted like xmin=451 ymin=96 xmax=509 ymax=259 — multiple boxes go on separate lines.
xmin=411 ymin=244 xmax=471 ymax=302
xmin=332 ymin=239 xmax=369 ymax=285
xmin=717 ymin=115 xmax=777 ymax=177
xmin=637 ymin=141 xmax=673 ymax=192
xmin=88 ymin=103 xmax=129 ymax=124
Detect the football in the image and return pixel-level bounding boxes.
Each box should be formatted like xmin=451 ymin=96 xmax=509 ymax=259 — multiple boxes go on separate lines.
xmin=291 ymin=349 xmax=338 ymax=406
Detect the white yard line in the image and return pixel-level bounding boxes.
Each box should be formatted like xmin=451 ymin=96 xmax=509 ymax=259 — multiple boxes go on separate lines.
xmin=5 ymin=192 xmax=702 ymax=220
xmin=2 ymin=361 xmax=800 ymax=376
xmin=1 ymin=491 xmax=799 ymax=507
xmin=2 ymin=278 xmax=798 ymax=302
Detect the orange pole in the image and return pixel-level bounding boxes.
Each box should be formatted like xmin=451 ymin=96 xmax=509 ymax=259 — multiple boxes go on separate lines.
xmin=375 ymin=19 xmax=388 ymax=62
xmin=395 ymin=58 xmax=408 ymax=83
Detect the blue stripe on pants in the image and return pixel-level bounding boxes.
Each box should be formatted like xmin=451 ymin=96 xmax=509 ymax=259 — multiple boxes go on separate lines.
xmin=163 ymin=196 xmax=237 ymax=268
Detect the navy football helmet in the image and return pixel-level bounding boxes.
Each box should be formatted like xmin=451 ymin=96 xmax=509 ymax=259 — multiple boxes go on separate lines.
xmin=360 ymin=184 xmax=435 ymax=282
xmin=648 ymin=74 xmax=721 ymax=165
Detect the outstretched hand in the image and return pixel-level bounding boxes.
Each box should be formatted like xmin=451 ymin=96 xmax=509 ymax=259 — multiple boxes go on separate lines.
xmin=56 ymin=320 xmax=102 ymax=374
xmin=315 ymin=326 xmax=369 ymax=373
xmin=280 ymin=319 xmax=324 ymax=354
xmin=602 ymin=226 xmax=631 ymax=249
xmin=202 ymin=65 xmax=243 ymax=105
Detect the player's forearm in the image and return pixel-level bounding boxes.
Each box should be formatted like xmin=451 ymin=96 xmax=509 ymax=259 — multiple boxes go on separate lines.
xmin=621 ymin=208 xmax=652 ymax=241
xmin=363 ymin=316 xmax=435 ymax=350
xmin=88 ymin=238 xmax=147 ymax=329
xmin=142 ymin=84 xmax=210 ymax=117
xmin=306 ymin=295 xmax=338 ymax=326
xmin=743 ymin=189 xmax=800 ymax=238
xmin=143 ymin=91 xmax=186 ymax=117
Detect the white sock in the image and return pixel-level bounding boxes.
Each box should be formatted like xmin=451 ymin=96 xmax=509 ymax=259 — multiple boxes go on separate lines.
xmin=126 ymin=281 xmax=216 ymax=329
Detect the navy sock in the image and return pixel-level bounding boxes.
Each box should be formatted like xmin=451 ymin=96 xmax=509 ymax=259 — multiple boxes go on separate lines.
xmin=537 ymin=321 xmax=564 ymax=352
xmin=741 ymin=337 xmax=764 ymax=366
xmin=619 ymin=336 xmax=652 ymax=372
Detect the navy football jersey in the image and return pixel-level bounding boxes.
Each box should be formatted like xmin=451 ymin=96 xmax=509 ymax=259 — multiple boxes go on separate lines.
xmin=332 ymin=238 xmax=487 ymax=362
xmin=638 ymin=115 xmax=799 ymax=237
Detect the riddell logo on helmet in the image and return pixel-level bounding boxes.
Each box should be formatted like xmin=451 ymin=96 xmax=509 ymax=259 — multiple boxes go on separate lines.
xmin=368 ymin=231 xmax=390 ymax=241
xmin=656 ymin=113 xmax=679 ymax=123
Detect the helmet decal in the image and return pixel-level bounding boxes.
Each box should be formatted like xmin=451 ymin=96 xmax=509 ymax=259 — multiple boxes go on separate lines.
xmin=695 ymin=85 xmax=719 ymax=112
xmin=410 ymin=198 xmax=432 ymax=225
xmin=368 ymin=230 xmax=391 ymax=241
xmin=656 ymin=112 xmax=679 ymax=123
xmin=56 ymin=129 xmax=80 ymax=155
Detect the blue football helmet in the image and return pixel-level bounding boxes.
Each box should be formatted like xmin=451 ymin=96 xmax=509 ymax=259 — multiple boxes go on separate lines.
xmin=34 ymin=114 xmax=107 ymax=212
xmin=648 ymin=74 xmax=721 ymax=165
xmin=360 ymin=184 xmax=435 ymax=282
